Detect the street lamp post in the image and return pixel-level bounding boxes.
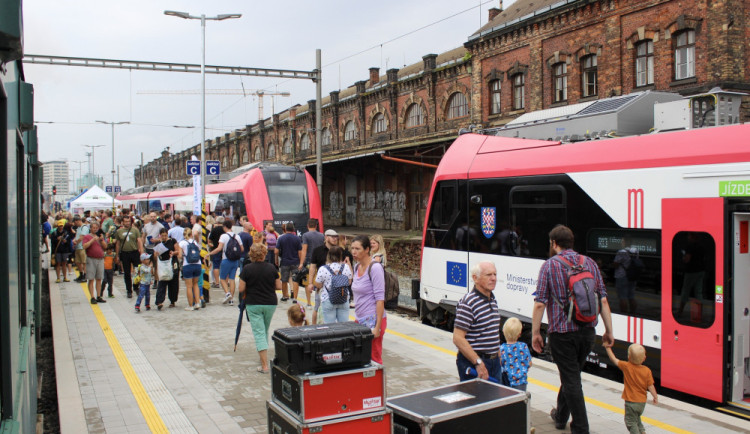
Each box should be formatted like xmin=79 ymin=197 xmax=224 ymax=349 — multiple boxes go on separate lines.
xmin=97 ymin=120 xmax=129 ymax=212
xmin=82 ymin=144 xmax=104 ymax=185
xmin=164 ymin=10 xmax=241 ymax=208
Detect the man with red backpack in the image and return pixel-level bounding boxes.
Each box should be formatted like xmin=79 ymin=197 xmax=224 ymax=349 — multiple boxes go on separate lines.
xmin=532 ymin=225 xmax=613 ymax=434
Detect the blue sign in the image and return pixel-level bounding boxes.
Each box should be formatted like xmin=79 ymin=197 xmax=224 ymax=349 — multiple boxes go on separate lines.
xmin=206 ymin=160 xmax=220 ymax=176
xmin=114 ymin=186 xmax=121 ymax=193
xmin=105 ymin=186 xmax=113 ymax=193
xmin=446 ymin=261 xmax=467 ymax=287
xmin=186 ymin=160 xmax=200 ymax=176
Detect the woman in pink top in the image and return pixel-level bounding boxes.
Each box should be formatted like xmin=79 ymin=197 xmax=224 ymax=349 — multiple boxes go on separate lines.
xmin=350 ymin=235 xmax=387 ymax=364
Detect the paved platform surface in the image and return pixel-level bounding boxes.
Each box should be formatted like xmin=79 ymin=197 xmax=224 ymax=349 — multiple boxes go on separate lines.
xmin=50 ymin=270 xmax=750 ymax=433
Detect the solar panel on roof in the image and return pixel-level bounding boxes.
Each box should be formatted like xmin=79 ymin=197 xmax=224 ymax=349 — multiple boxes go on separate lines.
xmin=577 ymin=94 xmax=639 ymax=116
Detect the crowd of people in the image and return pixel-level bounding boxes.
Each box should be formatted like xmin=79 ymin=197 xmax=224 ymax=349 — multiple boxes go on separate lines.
xmin=42 ymin=209 xmax=389 ymax=371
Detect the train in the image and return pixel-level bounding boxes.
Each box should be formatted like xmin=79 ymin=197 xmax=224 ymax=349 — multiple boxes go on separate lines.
xmin=0 ymin=2 xmax=43 ymax=431
xmin=118 ymin=162 xmax=324 ymax=234
xmin=419 ymin=93 xmax=750 ymax=406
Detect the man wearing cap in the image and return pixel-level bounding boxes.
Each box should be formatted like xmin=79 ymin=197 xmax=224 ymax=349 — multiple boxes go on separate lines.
xmin=115 ymin=215 xmax=144 ymax=298
xmin=72 ymin=215 xmax=90 ymax=282
xmin=309 ymin=229 xmax=352 ymax=323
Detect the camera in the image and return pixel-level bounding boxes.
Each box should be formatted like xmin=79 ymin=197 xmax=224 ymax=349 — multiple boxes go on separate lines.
xmin=292 ymin=266 xmax=308 ymax=285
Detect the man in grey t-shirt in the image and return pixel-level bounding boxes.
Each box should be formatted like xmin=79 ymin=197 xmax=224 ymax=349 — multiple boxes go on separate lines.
xmin=141 ymin=212 xmax=163 ymax=255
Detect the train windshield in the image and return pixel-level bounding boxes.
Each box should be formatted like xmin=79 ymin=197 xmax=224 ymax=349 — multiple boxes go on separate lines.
xmin=267 ymin=184 xmax=308 ymax=215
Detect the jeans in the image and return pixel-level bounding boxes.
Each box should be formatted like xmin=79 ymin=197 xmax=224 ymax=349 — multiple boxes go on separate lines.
xmin=119 ymin=250 xmax=140 ymax=296
xmin=156 ymin=277 xmax=179 ymax=305
xmin=135 ymin=283 xmax=151 ymax=307
xmin=321 ymin=298 xmax=349 ymax=323
xmin=549 ymin=328 xmax=596 ymax=434
xmin=456 ymin=351 xmax=502 ymax=381
xmin=102 ymin=269 xmax=114 ymax=296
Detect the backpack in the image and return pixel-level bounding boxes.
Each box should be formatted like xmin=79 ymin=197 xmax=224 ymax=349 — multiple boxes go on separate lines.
xmin=324 ymin=264 xmax=350 ymax=305
xmin=225 ymin=234 xmax=242 ymax=261
xmin=185 ymin=240 xmax=201 ymax=264
xmin=625 ymin=251 xmax=644 ymax=282
xmin=551 ymin=255 xmax=600 ymax=325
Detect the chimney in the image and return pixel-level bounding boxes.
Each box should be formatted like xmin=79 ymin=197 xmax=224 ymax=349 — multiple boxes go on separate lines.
xmin=356 ymin=80 xmax=367 ymax=94
xmin=330 ymin=90 xmax=340 ymax=104
xmin=423 ymin=54 xmax=438 ymax=72
xmin=369 ymin=67 xmax=380 ymax=85
xmin=488 ymin=7 xmax=501 ymax=21
xmin=386 ymin=68 xmax=399 ymax=83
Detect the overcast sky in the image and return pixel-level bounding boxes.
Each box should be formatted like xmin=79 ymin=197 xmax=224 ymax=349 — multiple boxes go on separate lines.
xmin=24 ymin=0 xmax=507 ymax=191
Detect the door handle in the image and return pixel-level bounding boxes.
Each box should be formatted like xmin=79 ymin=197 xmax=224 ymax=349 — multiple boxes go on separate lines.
xmin=674 ymin=330 xmax=679 ymax=341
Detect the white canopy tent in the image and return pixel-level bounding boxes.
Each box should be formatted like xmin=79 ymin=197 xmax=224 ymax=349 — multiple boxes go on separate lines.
xmin=69 ymin=185 xmax=121 ymax=212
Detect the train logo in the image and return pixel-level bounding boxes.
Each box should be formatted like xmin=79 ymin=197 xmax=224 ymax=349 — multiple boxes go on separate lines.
xmin=481 ymin=206 xmax=496 ymax=238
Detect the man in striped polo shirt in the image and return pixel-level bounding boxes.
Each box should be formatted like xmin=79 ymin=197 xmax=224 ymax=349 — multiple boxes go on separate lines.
xmin=532 ymin=225 xmax=613 ymax=434
xmin=453 ymin=261 xmax=501 ymax=381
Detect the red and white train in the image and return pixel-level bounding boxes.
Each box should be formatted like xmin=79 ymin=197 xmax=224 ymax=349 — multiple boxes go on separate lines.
xmin=118 ymin=162 xmax=324 ymax=234
xmin=420 ymin=117 xmax=750 ymax=406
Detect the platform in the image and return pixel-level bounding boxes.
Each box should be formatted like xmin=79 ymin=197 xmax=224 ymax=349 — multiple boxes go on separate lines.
xmin=50 ymin=271 xmax=749 ymax=433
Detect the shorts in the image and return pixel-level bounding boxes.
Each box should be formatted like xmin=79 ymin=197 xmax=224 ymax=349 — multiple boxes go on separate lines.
xmin=75 ymin=249 xmax=87 ymax=264
xmin=219 ymin=259 xmax=240 ymax=280
xmin=211 ymin=252 xmax=222 ymax=269
xmin=55 ymin=252 xmax=70 ymax=265
xmin=280 ymin=265 xmax=297 ymax=282
xmin=182 ymin=263 xmax=202 ymax=279
xmin=86 ymin=257 xmax=104 ymax=280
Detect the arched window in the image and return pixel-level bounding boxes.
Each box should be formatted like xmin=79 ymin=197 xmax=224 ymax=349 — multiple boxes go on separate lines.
xmin=636 ymin=40 xmax=654 ymax=87
xmin=489 ymin=80 xmax=501 ymax=115
xmin=581 ymin=55 xmax=597 ymax=97
xmin=254 ymin=146 xmax=263 ymax=161
xmin=372 ymin=113 xmax=387 ymax=134
xmin=406 ymin=103 xmax=425 ymax=127
xmin=300 ymin=133 xmax=310 ymax=151
xmin=231 ymin=152 xmax=238 ymax=166
xmin=446 ymin=92 xmax=468 ymax=119
xmin=344 ymin=121 xmax=357 ymax=141
xmin=552 ymin=62 xmax=567 ymax=102
xmin=242 ymin=149 xmax=249 ymax=163
xmin=222 ymin=156 xmax=227 ymax=168
xmin=283 ymin=138 xmax=292 ymax=154
xmin=267 ymin=143 xmax=276 ymax=160
xmin=321 ymin=128 xmax=332 ymax=146
xmin=674 ymin=30 xmax=695 ymax=80
xmin=512 ymin=74 xmax=525 ymax=110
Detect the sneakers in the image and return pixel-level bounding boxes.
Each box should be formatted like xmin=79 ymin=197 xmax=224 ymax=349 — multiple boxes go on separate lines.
xmin=228 ymin=299 xmax=234 ymax=306
xmin=280 ymin=297 xmax=289 ymax=302
xmin=127 ymin=293 xmax=133 ymax=299
xmin=200 ymin=300 xmax=206 ymax=308
xmin=90 ymin=297 xmax=97 ymax=304
xmin=108 ymin=294 xmax=115 ymax=298
xmin=157 ymin=304 xmax=163 ymax=311
xmin=96 ymin=297 xmax=107 ymax=303
xmin=145 ymin=305 xmax=151 ymax=311
xmin=135 ymin=306 xmax=141 ymax=313
xmin=168 ymin=303 xmax=175 ymax=308
xmin=292 ymin=299 xmax=298 ymax=304
xmin=550 ymin=408 xmax=566 ymax=430
xmin=63 ymin=278 xmax=70 ymax=282
xmin=193 ymin=303 xmax=201 ymax=310
xmin=184 ymin=306 xmax=195 ymax=311
xmin=55 ymin=278 xmax=61 ymax=283
xmin=223 ymin=293 xmax=232 ymax=304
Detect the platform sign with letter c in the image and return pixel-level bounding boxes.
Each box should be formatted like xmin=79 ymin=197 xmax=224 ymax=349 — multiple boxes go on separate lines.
xmin=186 ymin=160 xmax=200 ymax=176
xmin=206 ymin=160 xmax=220 ymax=176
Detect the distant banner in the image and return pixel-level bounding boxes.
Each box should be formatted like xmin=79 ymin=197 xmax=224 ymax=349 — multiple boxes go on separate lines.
xmin=192 ymin=156 xmax=201 ymax=215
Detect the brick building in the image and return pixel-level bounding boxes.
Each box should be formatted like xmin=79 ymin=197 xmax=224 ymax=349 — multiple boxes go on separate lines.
xmin=136 ymin=0 xmax=749 ymax=230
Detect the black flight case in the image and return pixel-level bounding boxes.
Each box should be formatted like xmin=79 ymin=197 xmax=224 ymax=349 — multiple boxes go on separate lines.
xmin=272 ymin=321 xmax=373 ymax=375
xmin=387 ymin=379 xmax=529 ymax=434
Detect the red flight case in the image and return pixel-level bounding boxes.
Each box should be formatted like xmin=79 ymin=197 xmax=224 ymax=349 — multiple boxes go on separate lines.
xmin=267 ymin=400 xmax=391 ymax=434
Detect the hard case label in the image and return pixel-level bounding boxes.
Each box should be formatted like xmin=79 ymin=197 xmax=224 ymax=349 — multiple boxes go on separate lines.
xmin=322 ymin=352 xmax=343 ymax=364
xmin=363 ymin=397 xmax=382 ymax=409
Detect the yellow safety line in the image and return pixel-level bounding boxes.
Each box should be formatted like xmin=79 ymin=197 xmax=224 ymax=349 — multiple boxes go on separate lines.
xmin=716 ymin=406 xmax=750 ymax=420
xmin=78 ymin=282 xmax=169 ymax=433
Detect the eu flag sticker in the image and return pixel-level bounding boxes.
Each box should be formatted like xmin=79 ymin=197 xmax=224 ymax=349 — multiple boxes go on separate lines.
xmin=446 ymin=261 xmax=467 ymax=287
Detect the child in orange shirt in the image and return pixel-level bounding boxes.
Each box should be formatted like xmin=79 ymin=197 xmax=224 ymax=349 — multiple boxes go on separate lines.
xmin=605 ymin=343 xmax=658 ymax=434
xmin=102 ymin=244 xmax=116 ymax=298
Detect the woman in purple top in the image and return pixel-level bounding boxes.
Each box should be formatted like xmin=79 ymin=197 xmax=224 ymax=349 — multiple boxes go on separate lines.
xmin=350 ymin=235 xmax=387 ymax=364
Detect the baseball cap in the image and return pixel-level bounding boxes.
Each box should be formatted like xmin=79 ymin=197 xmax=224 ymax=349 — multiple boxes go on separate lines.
xmin=57 ymin=221 xmax=64 ymax=226
xmin=324 ymin=229 xmax=338 ymax=237
xmin=140 ymin=253 xmax=151 ymax=261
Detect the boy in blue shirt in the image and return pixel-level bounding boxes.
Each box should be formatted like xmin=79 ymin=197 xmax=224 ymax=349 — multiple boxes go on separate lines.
xmin=501 ymin=317 xmax=532 ymax=391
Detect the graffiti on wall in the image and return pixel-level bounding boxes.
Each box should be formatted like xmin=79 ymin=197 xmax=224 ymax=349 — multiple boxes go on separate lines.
xmin=329 ymin=191 xmax=344 ymax=219
xmin=359 ymin=190 xmax=406 ymax=222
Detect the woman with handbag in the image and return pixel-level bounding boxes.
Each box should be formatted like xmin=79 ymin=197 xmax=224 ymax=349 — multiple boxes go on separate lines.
xmin=155 ymin=228 xmax=180 ymax=310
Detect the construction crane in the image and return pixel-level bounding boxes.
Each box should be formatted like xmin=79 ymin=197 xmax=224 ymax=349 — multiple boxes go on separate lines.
xmin=138 ymin=89 xmax=291 ymax=121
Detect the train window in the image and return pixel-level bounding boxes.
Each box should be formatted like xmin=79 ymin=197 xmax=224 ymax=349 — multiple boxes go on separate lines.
xmin=671 ymin=231 xmax=715 ymax=328
xmin=510 ymin=185 xmax=566 ymax=259
xmin=425 ymin=180 xmax=467 ymax=251
xmin=267 ymin=184 xmax=308 ymax=215
xmin=587 ymin=229 xmax=662 ymax=321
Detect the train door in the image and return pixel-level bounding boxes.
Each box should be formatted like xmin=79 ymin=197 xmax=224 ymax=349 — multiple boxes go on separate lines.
xmin=729 ymin=211 xmax=750 ymax=407
xmin=661 ymin=198 xmax=724 ymax=402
